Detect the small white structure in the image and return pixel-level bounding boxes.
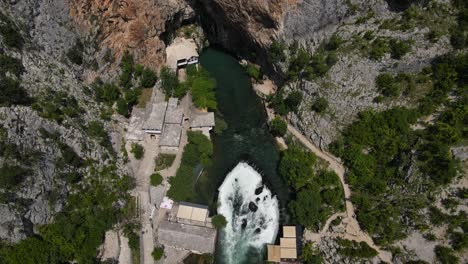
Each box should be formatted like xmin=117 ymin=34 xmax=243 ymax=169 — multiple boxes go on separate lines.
xmin=190 ymin=112 xmax=215 ymax=138
xmin=142 ymin=102 xmax=167 ymax=134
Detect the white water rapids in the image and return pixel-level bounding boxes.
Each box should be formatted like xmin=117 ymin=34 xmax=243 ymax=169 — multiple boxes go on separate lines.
xmin=217 ymin=162 xmax=279 ymax=264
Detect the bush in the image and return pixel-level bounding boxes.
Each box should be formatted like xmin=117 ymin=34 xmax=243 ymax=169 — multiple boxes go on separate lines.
xmin=0 ymin=13 xmax=23 ymax=49
xmin=245 ymin=63 xmax=262 ymax=82
xmin=212 ymin=214 xmax=227 ymax=229
xmin=130 ymin=143 xmax=144 ymax=160
xmin=390 ymin=39 xmax=412 ymax=59
xmin=284 ymin=91 xmax=303 ymax=113
xmin=150 ymin=173 xmax=163 ymax=186
xmin=0 ymin=165 xmax=28 ymax=189
xmin=326 ymin=34 xmax=343 ymax=51
xmin=434 ymin=245 xmax=459 ymax=264
xmin=311 ymin=97 xmax=329 ymax=113
xmin=94 ymin=82 xmax=121 ymax=105
xmin=160 ymin=66 xmax=180 ymax=96
xmin=0 ymin=77 xmax=31 ymax=106
xmin=269 ymin=40 xmax=287 ymax=63
xmin=116 ymin=98 xmax=129 ymax=117
xmin=155 ymin=154 xmax=176 ymax=171
xmin=152 ymin=246 xmax=164 ymax=261
xmin=188 ymin=67 xmax=217 ymax=110
xmin=0 ymin=54 xmax=24 ymax=77
xmin=119 ymin=51 xmax=134 ymax=89
xmin=141 ymin=68 xmax=157 ymax=88
xmin=369 ymin=37 xmax=389 ymax=60
xmin=270 ymin=117 xmax=287 ymax=137
xmin=279 ymin=145 xmax=316 ymax=190
xmin=376 ymin=73 xmax=400 ymax=97
xmin=336 ymin=239 xmax=378 ymax=258
xmin=66 ymin=40 xmax=84 ymax=65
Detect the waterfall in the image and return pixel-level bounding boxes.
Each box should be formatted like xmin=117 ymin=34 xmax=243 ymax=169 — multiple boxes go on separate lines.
xmin=217 ymin=162 xmax=279 ymax=264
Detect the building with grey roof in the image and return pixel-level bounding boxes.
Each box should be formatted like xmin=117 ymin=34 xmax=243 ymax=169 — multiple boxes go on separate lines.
xmin=142 ymin=102 xmax=167 ymax=134
xmin=157 ymin=220 xmax=216 ymax=254
xmin=190 ymin=112 xmax=215 ymax=138
xmin=160 ymin=124 xmax=182 ymax=152
xmin=164 ymin=98 xmax=184 ymax=124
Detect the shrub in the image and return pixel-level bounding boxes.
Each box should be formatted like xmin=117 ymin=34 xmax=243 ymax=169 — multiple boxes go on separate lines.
xmin=0 ymin=165 xmax=28 ymax=189
xmin=66 ymin=40 xmax=84 ymax=65
xmin=390 ymin=39 xmax=412 ymax=59
xmin=212 ymin=214 xmax=227 ymax=229
xmin=369 ymin=37 xmax=389 ymax=60
xmin=130 ymin=143 xmax=144 ymax=160
xmin=94 ymin=82 xmax=121 ymax=104
xmin=336 ymin=238 xmax=378 ymax=258
xmin=284 ymin=91 xmax=303 ymax=112
xmin=326 ymin=34 xmax=343 ymax=51
xmin=188 ymin=67 xmax=217 ymax=110
xmin=245 ymin=63 xmax=262 ymax=82
xmin=376 ymin=73 xmax=400 ymax=97
xmin=311 ymin=97 xmax=329 ymax=113
xmin=116 ymin=98 xmax=129 ymax=117
xmin=119 ymin=51 xmax=134 ymax=89
xmin=160 ymin=66 xmax=179 ymax=96
xmin=0 ymin=13 xmax=23 ymax=49
xmin=0 ymin=54 xmax=24 ymax=77
xmin=155 ymin=154 xmax=176 ymax=171
xmin=140 ymin=68 xmax=157 ymax=88
xmin=152 ymin=246 xmax=164 ymax=261
xmin=270 ymin=117 xmax=287 ymax=137
xmin=0 ymin=77 xmax=31 ymax=106
xmin=269 ymin=40 xmax=287 ymax=63
xmin=434 ymin=245 xmax=459 ymax=264
xmin=150 ymin=173 xmax=163 ymax=186
xmin=279 ymin=145 xmax=316 ymax=190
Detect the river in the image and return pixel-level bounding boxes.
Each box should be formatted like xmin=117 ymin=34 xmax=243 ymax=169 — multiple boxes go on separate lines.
xmin=192 ymin=48 xmax=290 ymax=263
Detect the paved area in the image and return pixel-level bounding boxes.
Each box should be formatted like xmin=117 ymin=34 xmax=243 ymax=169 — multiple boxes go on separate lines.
xmin=165 ymin=38 xmax=198 ymax=71
xmin=118 ymin=234 xmax=132 ymax=264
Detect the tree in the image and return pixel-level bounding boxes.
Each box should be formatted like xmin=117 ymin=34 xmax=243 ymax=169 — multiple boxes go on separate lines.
xmin=289 ymin=186 xmax=322 ymax=230
xmin=66 ymin=40 xmax=84 ymax=65
xmin=270 ymin=117 xmax=287 ymax=137
xmin=311 ymin=97 xmax=328 ymax=113
xmin=0 ymin=77 xmax=31 ymax=106
xmin=284 ymin=91 xmax=303 ymax=112
xmin=212 ymin=214 xmax=227 ymax=229
xmin=140 ymin=68 xmax=157 ymax=88
xmin=190 ymin=69 xmax=217 ymax=110
xmin=434 ymin=245 xmax=459 ymax=264
xmin=130 ymin=143 xmax=144 ymax=160
xmin=390 ymin=39 xmax=412 ymax=59
xmin=116 ymin=98 xmax=129 ymax=117
xmin=279 ymin=145 xmax=316 ymax=190
xmin=0 ymin=165 xmax=28 ymax=189
xmin=269 ymin=40 xmax=286 ymax=63
xmin=301 ymin=242 xmax=323 ymax=264
xmin=150 ymin=173 xmax=163 ymax=186
xmin=376 ymin=73 xmax=400 ymax=97
xmin=160 ymin=66 xmax=179 ymax=96
xmin=152 ymin=246 xmax=164 ymax=261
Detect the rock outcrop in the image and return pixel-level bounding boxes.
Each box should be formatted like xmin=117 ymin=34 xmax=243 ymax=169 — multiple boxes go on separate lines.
xmin=69 ymin=0 xmax=195 ymax=69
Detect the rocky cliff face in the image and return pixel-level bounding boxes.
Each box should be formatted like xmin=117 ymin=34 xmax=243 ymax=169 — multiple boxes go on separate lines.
xmin=69 ymin=0 xmax=194 ymax=70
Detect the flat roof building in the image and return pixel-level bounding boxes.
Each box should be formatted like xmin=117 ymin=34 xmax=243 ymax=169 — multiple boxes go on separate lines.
xmin=157 ymin=220 xmax=216 ymax=254
xmin=267 ymin=226 xmax=300 ymax=263
xmin=142 ymin=102 xmax=167 ymax=134
xmin=190 ymin=112 xmax=215 ymax=128
xmin=176 ymin=202 xmax=209 ymax=224
xmin=165 ymin=98 xmax=184 ymax=124
xmin=160 ymin=124 xmax=182 ymax=152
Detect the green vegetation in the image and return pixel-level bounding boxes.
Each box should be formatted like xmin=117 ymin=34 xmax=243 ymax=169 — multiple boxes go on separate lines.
xmin=279 ymin=145 xmax=316 ymax=190
xmin=155 ymin=154 xmax=176 ymax=171
xmin=32 ymin=90 xmax=84 ymax=123
xmin=390 ymin=39 xmax=412 ymax=59
xmin=152 ymin=246 xmax=164 ymax=261
xmin=140 ymin=68 xmax=158 ymax=88
xmin=0 ymin=165 xmax=28 ymax=189
xmin=214 ymin=114 xmax=228 ymax=135
xmin=0 ymin=12 xmax=23 ymax=49
xmin=244 ymin=63 xmax=262 ymax=83
xmin=211 ymin=214 xmax=227 ymax=229
xmin=311 ymin=97 xmax=329 ymax=113
xmin=434 ymin=245 xmax=459 ymax=264
xmin=330 ymin=52 xmax=467 ymax=245
xmin=160 ymin=66 xmax=182 ymax=98
xmin=268 ymin=89 xmax=303 ymax=115
xmin=279 ymin=142 xmax=345 ymax=231
xmin=66 ymin=40 xmax=84 ymax=65
xmin=336 ymin=238 xmax=378 ymax=259
xmin=86 ymin=120 xmax=112 ymax=151
xmin=0 ymin=165 xmax=135 ymax=264
xmin=183 ymin=253 xmax=214 ymax=264
xmin=186 ymin=65 xmax=217 ymax=110
xmin=300 ymin=242 xmax=323 ymax=264
xmin=450 ymin=0 xmax=467 ymax=49
xmin=150 ymin=173 xmax=163 ymax=186
xmin=269 ymin=40 xmax=287 ymax=63
xmin=0 ymin=53 xmax=30 ymax=107
xmin=269 ymin=117 xmax=287 ymax=137
xmin=167 ymin=132 xmax=213 ymax=201
xmin=369 ymin=37 xmax=390 ymax=60
xmin=130 ymin=143 xmax=144 ymax=160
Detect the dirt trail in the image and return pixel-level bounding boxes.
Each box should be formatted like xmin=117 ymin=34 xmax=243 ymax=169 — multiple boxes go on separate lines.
xmin=287 ymin=125 xmax=392 ymax=263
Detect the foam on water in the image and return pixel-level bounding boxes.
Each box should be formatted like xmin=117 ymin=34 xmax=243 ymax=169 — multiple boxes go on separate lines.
xmin=217 ymin=162 xmax=279 ymax=264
